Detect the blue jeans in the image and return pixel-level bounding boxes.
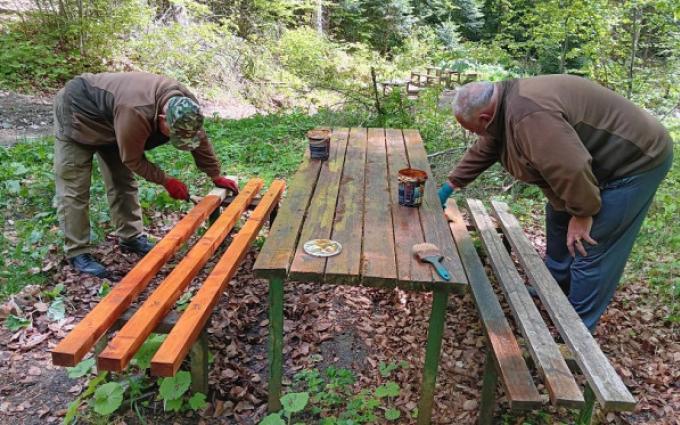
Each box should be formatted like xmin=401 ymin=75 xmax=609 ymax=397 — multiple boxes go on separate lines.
xmin=545 ymin=153 xmax=673 ymax=331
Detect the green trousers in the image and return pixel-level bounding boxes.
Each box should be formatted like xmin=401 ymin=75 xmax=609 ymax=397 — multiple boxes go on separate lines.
xmin=53 ymin=89 xmax=143 ymax=258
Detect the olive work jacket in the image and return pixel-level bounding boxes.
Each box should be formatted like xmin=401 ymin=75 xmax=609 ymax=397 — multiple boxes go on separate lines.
xmin=449 ymin=75 xmax=673 ymax=216
xmin=57 ymin=72 xmax=221 ymax=184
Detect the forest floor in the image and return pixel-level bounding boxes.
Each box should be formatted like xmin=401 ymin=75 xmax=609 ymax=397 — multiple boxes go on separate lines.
xmin=0 ymin=89 xmax=678 ymax=424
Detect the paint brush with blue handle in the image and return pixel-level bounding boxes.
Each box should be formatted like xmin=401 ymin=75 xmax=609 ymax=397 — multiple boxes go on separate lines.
xmin=412 ymin=243 xmax=451 ymax=281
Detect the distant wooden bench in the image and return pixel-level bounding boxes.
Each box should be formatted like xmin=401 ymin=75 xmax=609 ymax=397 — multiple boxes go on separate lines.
xmin=446 ymin=199 xmax=636 ymax=424
xmin=52 ymin=179 xmax=285 ymax=392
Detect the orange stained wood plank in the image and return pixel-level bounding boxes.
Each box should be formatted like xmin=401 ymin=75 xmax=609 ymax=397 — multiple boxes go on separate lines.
xmin=325 ymin=128 xmax=368 ymax=284
xmin=289 ymin=128 xmax=350 ymax=281
xmin=385 ymin=129 xmax=431 ymax=286
xmin=51 ymin=190 xmax=226 ymax=367
xmin=253 ymin=153 xmax=323 ymax=279
xmin=97 ymin=179 xmax=263 ymax=371
xmin=150 ymin=180 xmax=286 ymax=376
xmin=403 ymin=129 xmax=467 ymax=288
xmin=361 ymin=128 xmax=397 ymax=286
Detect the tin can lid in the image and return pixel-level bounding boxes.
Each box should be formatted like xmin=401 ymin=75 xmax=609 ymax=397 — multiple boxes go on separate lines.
xmin=303 ymin=239 xmax=342 ymax=257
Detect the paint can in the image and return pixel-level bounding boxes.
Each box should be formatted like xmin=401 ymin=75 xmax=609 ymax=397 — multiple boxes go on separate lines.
xmin=398 ymin=168 xmax=428 ymax=207
xmin=307 ymin=128 xmax=331 ymax=160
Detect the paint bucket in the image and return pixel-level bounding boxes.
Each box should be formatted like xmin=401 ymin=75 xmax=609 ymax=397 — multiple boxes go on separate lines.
xmin=307 ymin=128 xmax=331 ymax=160
xmin=398 ymin=168 xmax=428 ymax=207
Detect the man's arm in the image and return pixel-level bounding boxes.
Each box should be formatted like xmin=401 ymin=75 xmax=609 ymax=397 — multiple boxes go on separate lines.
xmin=448 ymin=136 xmax=500 ymax=188
xmin=190 ymin=130 xmax=221 ymax=179
xmin=114 ymin=106 xmax=168 ymax=184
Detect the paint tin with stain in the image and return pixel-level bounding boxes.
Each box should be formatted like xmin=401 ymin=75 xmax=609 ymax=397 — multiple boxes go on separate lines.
xmin=398 ymin=168 xmax=428 ymax=207
xmin=307 ymin=128 xmax=331 ymax=160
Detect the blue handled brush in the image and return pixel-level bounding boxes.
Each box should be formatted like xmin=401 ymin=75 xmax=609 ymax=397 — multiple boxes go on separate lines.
xmin=412 ymin=243 xmax=451 ymax=281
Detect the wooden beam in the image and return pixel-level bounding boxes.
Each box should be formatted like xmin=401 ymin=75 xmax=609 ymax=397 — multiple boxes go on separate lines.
xmin=466 ymin=199 xmax=583 ymax=408
xmin=491 ymin=200 xmax=636 ymax=411
xmin=51 ymin=189 xmax=227 ymax=367
xmin=96 ymin=180 xmax=263 ymax=371
xmin=253 ymin=153 xmax=322 ymax=279
xmin=325 ymin=128 xmax=367 ymax=284
xmin=445 ymin=199 xmax=542 ymax=409
xmin=289 ymin=129 xmax=350 ymax=281
xmin=150 ymin=180 xmax=285 ymax=376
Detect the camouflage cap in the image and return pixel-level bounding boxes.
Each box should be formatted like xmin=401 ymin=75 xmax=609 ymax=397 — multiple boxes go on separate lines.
xmin=166 ymin=96 xmax=204 ymax=151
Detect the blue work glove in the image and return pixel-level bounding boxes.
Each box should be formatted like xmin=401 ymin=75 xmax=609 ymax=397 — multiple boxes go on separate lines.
xmin=438 ymin=183 xmax=454 ymax=209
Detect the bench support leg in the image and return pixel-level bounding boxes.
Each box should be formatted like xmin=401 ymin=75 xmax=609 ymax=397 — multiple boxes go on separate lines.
xmin=268 ymin=276 xmax=284 ymax=412
xmin=576 ymin=384 xmax=596 ymax=425
xmin=417 ymin=288 xmax=449 ymax=425
xmin=479 ymin=350 xmax=499 ymax=425
xmin=190 ymin=330 xmax=209 ymax=394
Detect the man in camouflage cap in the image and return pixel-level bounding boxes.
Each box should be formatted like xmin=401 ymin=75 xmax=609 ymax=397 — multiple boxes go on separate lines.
xmin=54 ymin=72 xmax=239 ymax=279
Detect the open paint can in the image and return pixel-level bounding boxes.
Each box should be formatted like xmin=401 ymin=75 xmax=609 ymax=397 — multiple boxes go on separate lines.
xmin=398 ymin=168 xmax=428 ymax=207
xmin=307 ymin=128 xmax=331 ymax=160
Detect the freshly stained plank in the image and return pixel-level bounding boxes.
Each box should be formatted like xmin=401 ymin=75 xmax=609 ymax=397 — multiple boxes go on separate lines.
xmin=385 ymin=129 xmax=431 ymax=287
xmin=361 ymin=128 xmax=397 ymax=286
xmin=97 ymin=180 xmax=263 ymax=371
xmin=466 ymin=199 xmax=583 ymax=408
xmin=151 ymin=180 xmax=285 ymax=376
xmin=403 ymin=129 xmax=467 ymax=290
xmin=51 ymin=189 xmax=226 ymax=367
xmin=491 ymin=200 xmax=637 ymax=411
xmin=289 ymin=128 xmax=350 ymax=281
xmin=325 ymin=128 xmax=367 ymax=284
xmin=253 ymin=152 xmax=323 ymax=279
xmin=445 ymin=199 xmax=541 ymax=409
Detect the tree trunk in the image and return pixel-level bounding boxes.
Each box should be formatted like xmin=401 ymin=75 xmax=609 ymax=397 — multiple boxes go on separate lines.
xmin=627 ymin=6 xmax=641 ymax=99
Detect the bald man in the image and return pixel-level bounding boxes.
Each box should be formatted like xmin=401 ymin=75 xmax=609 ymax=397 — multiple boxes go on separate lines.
xmin=439 ymin=75 xmax=673 ymax=331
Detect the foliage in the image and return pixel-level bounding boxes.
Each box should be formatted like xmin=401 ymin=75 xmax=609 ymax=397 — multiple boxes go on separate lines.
xmin=261 ymin=364 xmax=409 ymax=424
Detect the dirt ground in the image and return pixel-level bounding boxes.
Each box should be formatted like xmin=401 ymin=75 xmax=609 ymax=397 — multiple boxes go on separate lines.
xmin=0 ymin=90 xmax=678 ymax=424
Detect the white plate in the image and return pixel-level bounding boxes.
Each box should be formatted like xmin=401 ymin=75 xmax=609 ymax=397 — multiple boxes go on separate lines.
xmin=303 ymin=239 xmax=342 ymax=257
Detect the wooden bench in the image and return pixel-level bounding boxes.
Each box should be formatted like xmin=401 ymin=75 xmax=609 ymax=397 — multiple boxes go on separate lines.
xmin=51 ymin=179 xmax=285 ymax=392
xmin=445 ymin=199 xmax=636 ymax=424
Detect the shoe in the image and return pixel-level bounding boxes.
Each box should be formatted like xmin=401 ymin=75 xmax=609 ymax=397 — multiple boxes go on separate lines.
xmin=70 ymin=254 xmax=110 ymax=278
xmin=120 ymin=234 xmax=155 ymax=255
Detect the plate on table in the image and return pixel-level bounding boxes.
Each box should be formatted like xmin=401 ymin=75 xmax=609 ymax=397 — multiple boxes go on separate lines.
xmin=303 ymin=239 xmax=342 ymax=257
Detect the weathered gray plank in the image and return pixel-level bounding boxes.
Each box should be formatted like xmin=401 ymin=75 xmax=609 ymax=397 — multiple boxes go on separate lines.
xmin=385 ymin=129 xmax=432 ymax=287
xmin=289 ymin=128 xmax=350 ymax=281
xmin=253 ymin=151 xmax=323 ymax=279
xmin=403 ymin=129 xmax=467 ymax=291
xmin=445 ymin=199 xmax=542 ymax=409
xmin=326 ymin=128 xmax=367 ymax=284
xmin=466 ymin=199 xmax=583 ymax=408
xmin=361 ymin=128 xmax=398 ymax=286
xmin=491 ymin=200 xmax=636 ymax=411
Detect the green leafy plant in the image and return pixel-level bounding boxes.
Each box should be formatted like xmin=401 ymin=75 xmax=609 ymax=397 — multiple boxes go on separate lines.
xmin=4 ymin=314 xmax=31 ymax=331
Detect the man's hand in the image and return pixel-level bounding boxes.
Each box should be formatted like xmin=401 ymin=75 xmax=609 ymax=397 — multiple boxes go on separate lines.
xmin=212 ymin=176 xmax=239 ymax=194
xmin=438 ymin=182 xmax=455 ymax=209
xmin=567 ymin=215 xmax=598 ymax=257
xmin=164 ymin=178 xmax=189 ymax=200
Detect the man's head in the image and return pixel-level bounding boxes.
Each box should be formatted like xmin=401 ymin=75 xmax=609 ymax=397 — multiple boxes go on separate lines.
xmin=453 ymin=82 xmax=497 ymax=136
xmin=160 ymin=96 xmax=204 ymax=151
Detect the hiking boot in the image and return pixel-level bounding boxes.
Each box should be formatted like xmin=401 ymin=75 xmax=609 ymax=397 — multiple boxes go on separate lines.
xmin=120 ymin=234 xmax=154 ymax=255
xmin=70 ymin=254 xmax=110 ymax=278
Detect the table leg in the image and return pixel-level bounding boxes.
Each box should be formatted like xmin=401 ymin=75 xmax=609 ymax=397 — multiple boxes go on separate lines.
xmin=417 ymin=287 xmax=449 ymax=425
xmin=268 ymin=276 xmax=284 ymax=412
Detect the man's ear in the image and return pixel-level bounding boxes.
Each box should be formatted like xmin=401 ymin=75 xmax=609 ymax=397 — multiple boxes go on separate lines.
xmin=479 ymin=112 xmax=492 ymax=125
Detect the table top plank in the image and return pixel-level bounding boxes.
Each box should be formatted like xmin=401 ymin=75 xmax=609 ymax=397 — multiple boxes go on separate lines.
xmin=385 ymin=129 xmax=432 ymax=286
xmin=289 ymin=128 xmax=350 ymax=280
xmin=445 ymin=199 xmax=542 ymax=409
xmin=326 ymin=128 xmax=368 ymax=284
xmin=253 ymin=154 xmax=323 ymax=279
xmin=491 ymin=200 xmax=636 ymax=411
xmin=467 ymin=198 xmax=583 ymax=408
xmin=361 ymin=128 xmax=398 ymax=286
xmin=403 ymin=129 xmax=467 ymax=289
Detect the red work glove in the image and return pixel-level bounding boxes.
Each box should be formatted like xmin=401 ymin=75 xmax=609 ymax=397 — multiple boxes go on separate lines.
xmin=164 ymin=178 xmax=189 ymax=200
xmin=212 ymin=176 xmax=239 ymax=194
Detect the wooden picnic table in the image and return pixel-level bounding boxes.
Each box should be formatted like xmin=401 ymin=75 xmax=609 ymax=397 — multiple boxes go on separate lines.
xmin=254 ymin=128 xmax=468 ymax=424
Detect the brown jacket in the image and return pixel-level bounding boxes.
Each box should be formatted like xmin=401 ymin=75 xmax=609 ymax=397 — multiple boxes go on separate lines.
xmin=57 ymin=72 xmax=221 ymax=184
xmin=449 ymin=75 xmax=673 ymax=216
